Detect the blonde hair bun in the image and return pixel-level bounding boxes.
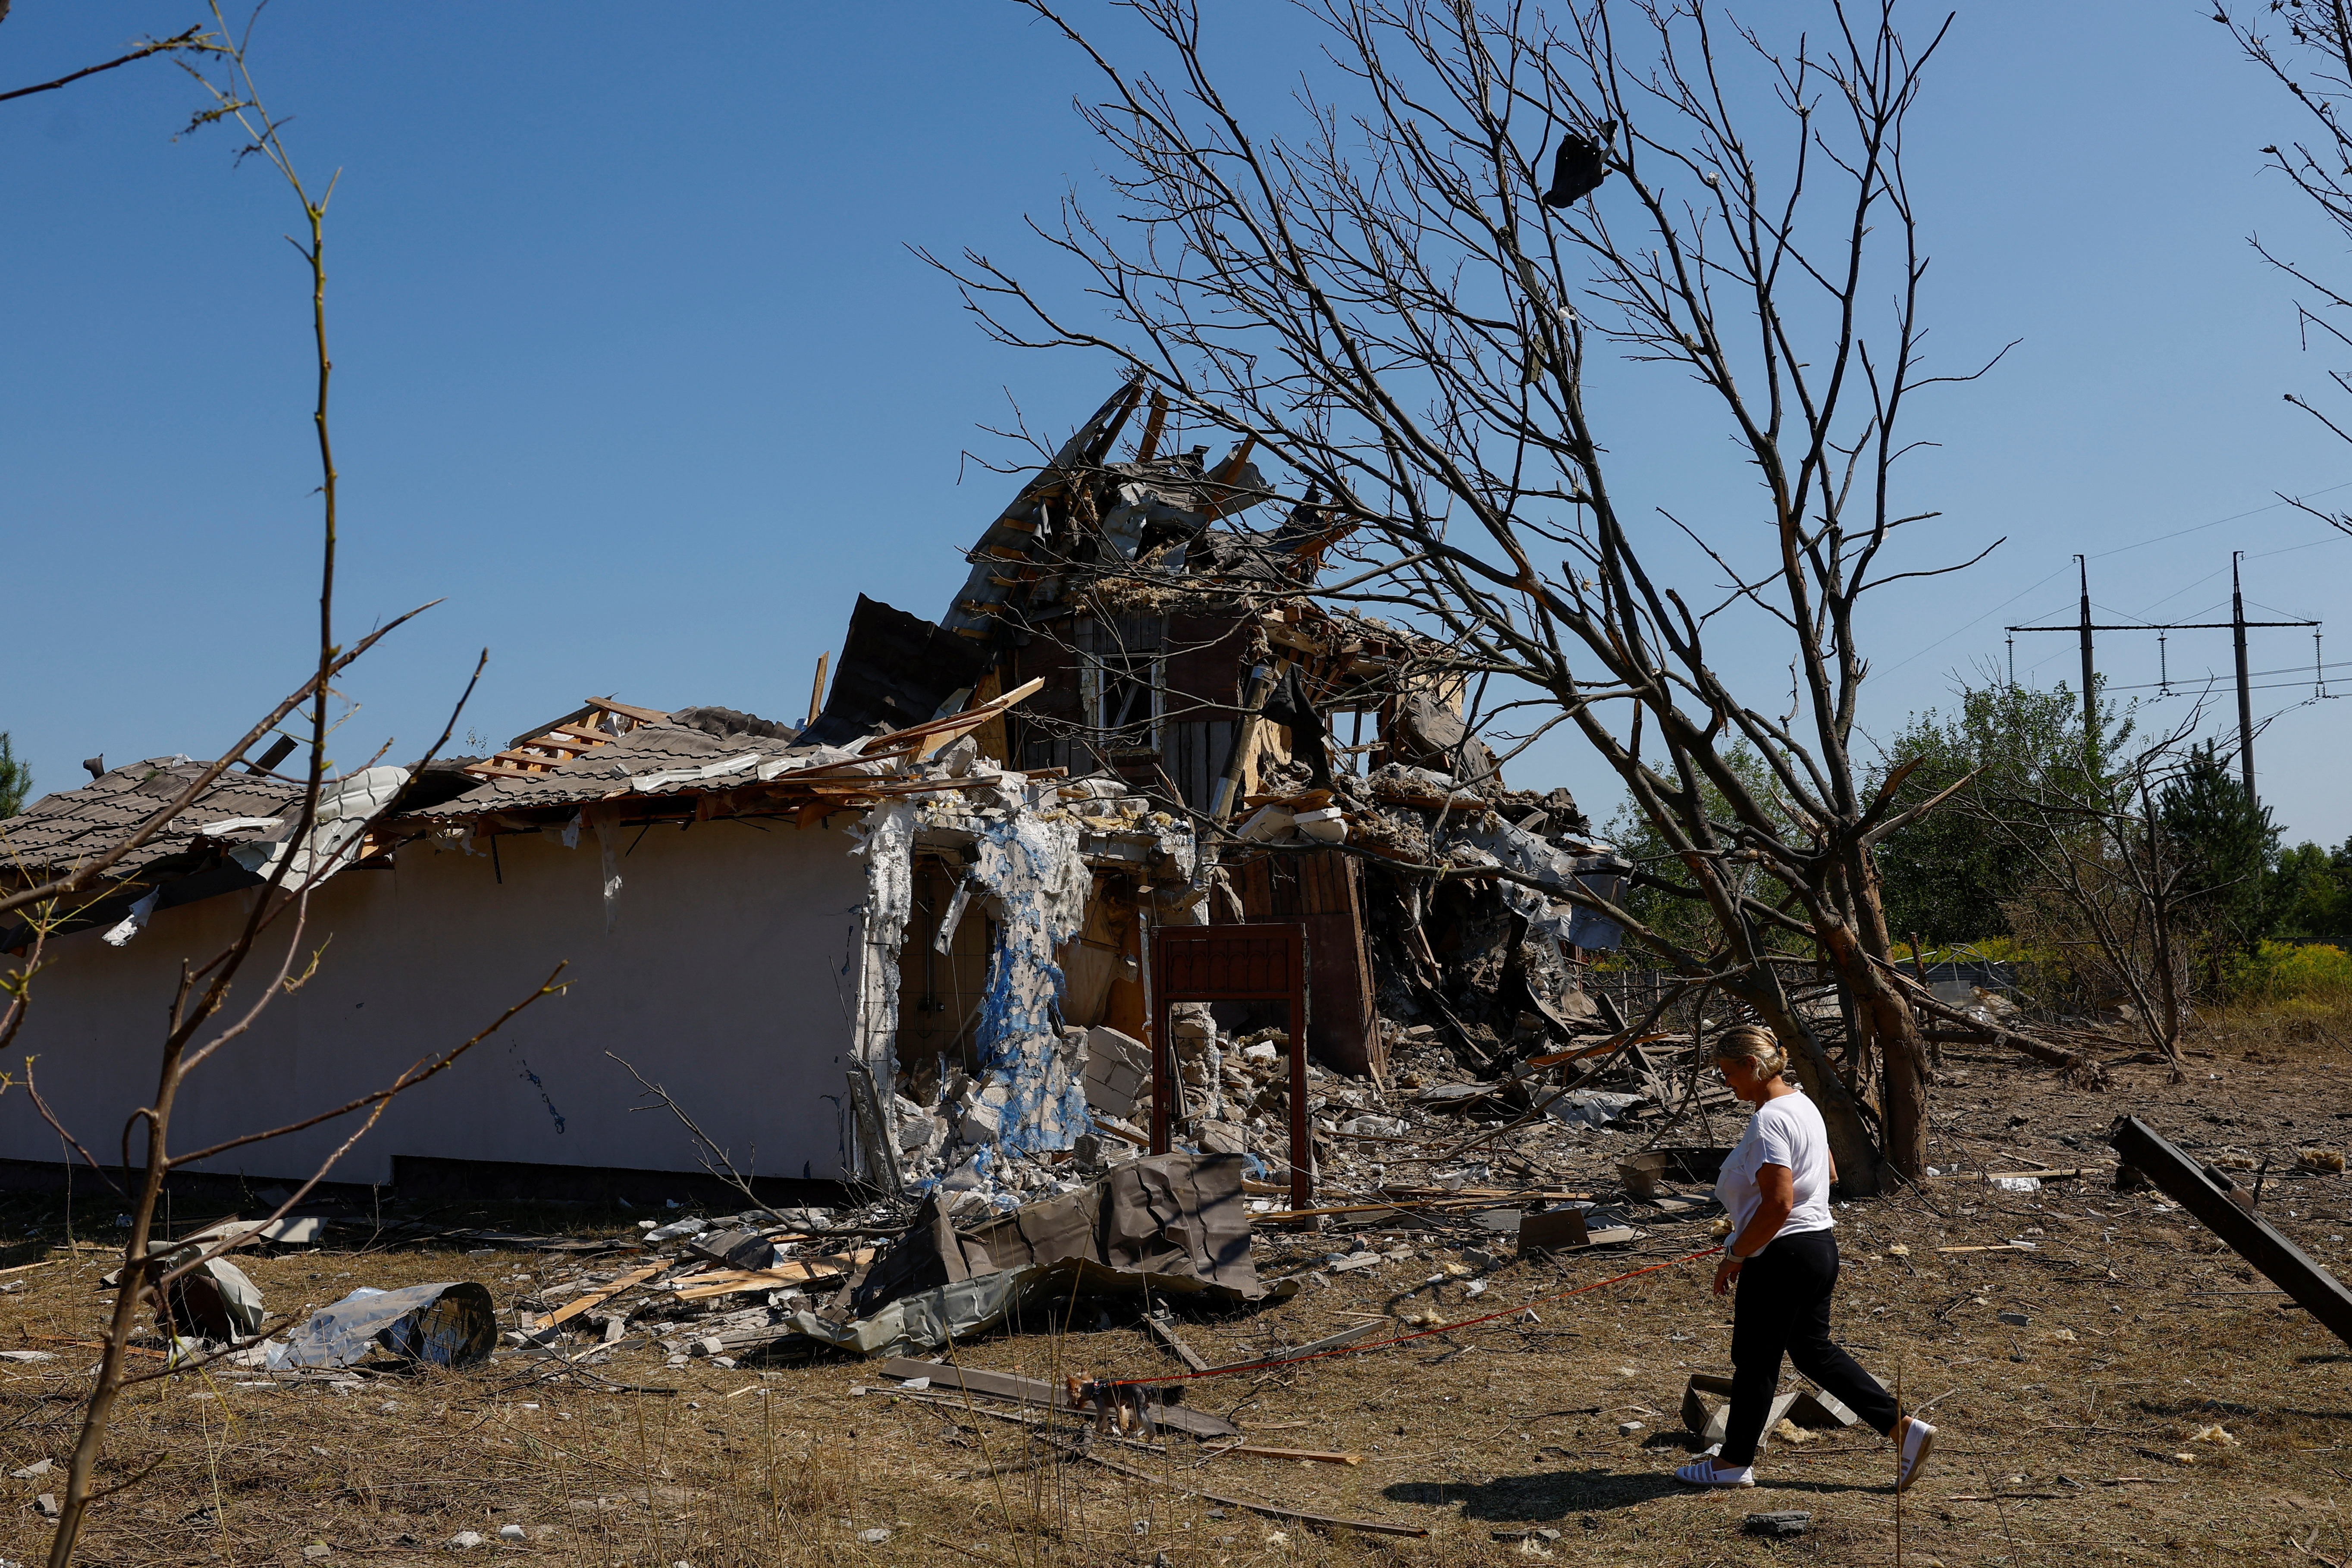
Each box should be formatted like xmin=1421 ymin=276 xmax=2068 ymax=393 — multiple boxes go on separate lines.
xmin=1712 ymin=1025 xmax=1788 ymax=1079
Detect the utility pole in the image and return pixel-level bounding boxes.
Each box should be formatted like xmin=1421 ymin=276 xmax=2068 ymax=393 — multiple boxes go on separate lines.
xmin=2232 ymin=552 xmax=2257 ymax=803
xmin=2076 ymin=555 xmax=2096 ymax=764
xmin=2007 ymin=555 xmax=2316 ymax=804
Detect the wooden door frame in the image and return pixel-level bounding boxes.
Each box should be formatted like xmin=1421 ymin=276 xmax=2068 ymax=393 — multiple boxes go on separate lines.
xmin=1145 ymin=922 xmax=1312 ymax=1209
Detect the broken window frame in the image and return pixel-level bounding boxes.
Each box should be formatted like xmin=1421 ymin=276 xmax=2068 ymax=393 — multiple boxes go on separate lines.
xmin=1090 ymin=649 xmax=1163 ymax=749
xmin=1080 ymin=615 xmax=1167 ymax=756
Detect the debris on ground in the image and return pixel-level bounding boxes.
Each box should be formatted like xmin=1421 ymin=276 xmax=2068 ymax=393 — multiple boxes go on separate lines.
xmin=161 ymin=1255 xmax=266 ymax=1343
xmin=262 ymin=1282 xmax=498 ymax=1371
xmin=781 ymin=1152 xmax=1283 ymax=1358
xmin=1744 ymin=1511 xmax=1812 ymax=1538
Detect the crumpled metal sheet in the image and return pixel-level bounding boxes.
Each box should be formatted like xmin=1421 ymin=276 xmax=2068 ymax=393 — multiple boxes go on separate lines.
xmin=783 ymin=1254 xmax=1295 ymax=1360
xmin=1094 ymin=453 xmax=1275 ymax=561
xmin=1543 ymin=1088 xmax=1646 ymax=1127
xmin=229 ymin=765 xmax=410 ymax=891
xmin=810 ymin=1152 xmax=1285 ymax=1358
xmin=268 ymin=1281 xmax=496 ymax=1370
xmin=163 ymin=1258 xmax=267 ymax=1342
xmin=1453 ymin=815 xmax=1631 ymax=951
xmin=803 ymin=594 xmax=993 ymax=747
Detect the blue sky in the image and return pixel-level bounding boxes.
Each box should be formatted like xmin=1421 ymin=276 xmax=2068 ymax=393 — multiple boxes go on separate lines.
xmin=5 ymin=2 xmax=2350 ymax=849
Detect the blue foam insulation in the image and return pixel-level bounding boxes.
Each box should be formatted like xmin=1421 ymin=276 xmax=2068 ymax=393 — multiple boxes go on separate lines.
xmin=966 ymin=809 xmax=1094 ymax=1157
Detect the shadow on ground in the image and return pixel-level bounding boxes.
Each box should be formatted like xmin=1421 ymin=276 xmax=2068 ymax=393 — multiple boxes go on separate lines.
xmin=1385 ymin=1467 xmax=1684 ymax=1519
xmin=1385 ymin=1464 xmax=1890 ymax=1520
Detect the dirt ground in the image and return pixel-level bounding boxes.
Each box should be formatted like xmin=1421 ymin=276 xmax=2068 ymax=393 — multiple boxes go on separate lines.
xmin=2 ymin=1006 xmax=2349 ymax=1567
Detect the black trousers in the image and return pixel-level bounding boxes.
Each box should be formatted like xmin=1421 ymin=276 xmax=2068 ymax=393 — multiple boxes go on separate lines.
xmin=1721 ymin=1228 xmax=1901 ymax=1466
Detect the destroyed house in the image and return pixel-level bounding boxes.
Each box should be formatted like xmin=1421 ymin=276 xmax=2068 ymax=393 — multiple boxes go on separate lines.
xmin=0 ymin=378 xmax=1631 ymax=1213
xmin=0 ymin=688 xmax=1198 ymax=1207
xmin=922 ymin=378 xmax=1632 ymax=1080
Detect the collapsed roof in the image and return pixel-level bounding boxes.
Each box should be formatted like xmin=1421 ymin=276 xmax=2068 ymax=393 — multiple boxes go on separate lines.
xmin=940 ymin=379 xmax=1350 ymax=648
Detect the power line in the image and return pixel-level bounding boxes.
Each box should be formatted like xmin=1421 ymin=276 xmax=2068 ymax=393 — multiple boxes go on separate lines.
xmin=1881 ymin=563 xmax=2072 ymax=675
xmin=1880 ymin=478 xmax=2352 ymax=676
xmin=2085 ymin=477 xmax=2352 ymax=560
xmin=2004 ymin=554 xmax=2321 ymax=805
xmin=2103 ymin=658 xmax=2351 ymax=693
xmin=2131 ymin=533 xmax=2342 ymax=618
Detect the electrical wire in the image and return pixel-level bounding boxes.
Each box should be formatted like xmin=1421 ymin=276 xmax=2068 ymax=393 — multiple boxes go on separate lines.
xmin=1883 ymin=481 xmax=2352 ymax=676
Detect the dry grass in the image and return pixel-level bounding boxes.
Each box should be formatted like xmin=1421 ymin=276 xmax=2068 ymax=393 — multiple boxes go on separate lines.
xmin=1 ymin=1001 xmax=2349 ymax=1565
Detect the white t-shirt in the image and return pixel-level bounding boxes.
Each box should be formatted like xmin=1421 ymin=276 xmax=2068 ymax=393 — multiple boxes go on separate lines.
xmin=1715 ymin=1089 xmax=1835 ymax=1252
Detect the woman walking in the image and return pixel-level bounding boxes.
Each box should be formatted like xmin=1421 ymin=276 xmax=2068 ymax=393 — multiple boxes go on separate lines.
xmin=1671 ymin=1025 xmax=1938 ymax=1491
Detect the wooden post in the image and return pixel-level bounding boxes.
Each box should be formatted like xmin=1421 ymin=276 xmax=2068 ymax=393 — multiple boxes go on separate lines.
xmin=1148 ymin=923 xmax=1173 ymax=1158
xmin=2110 ymin=1116 xmax=2352 ymax=1348
xmin=1288 ymin=979 xmax=1311 ymax=1214
xmin=1210 ymin=662 xmax=1279 ymax=823
xmin=807 ymin=652 xmax=829 ymax=730
xmin=1136 ymin=391 xmax=1169 ymax=463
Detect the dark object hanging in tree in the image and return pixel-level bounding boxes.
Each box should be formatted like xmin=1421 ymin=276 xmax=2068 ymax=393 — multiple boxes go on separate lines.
xmin=1542 ymin=121 xmax=1616 ymax=207
xmin=1256 ymin=663 xmax=1336 ymax=794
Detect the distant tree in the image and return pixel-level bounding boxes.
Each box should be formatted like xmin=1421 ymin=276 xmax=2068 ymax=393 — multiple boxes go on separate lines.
xmin=1872 ymin=677 xmax=2125 ymax=947
xmin=0 ymin=734 xmax=29 ymax=820
xmin=2270 ymin=835 xmax=2352 ymax=942
xmin=2158 ymin=742 xmax=2281 ymax=983
xmin=1604 ymin=746 xmax=1804 ymax=961
xmin=1946 ymin=718 xmax=2219 ymax=1072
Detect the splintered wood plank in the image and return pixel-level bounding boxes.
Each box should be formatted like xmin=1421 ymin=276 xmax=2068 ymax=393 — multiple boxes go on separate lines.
xmin=583 ymin=697 xmax=670 ymax=723
xmin=527 ymin=1264 xmax=662 ymax=1332
xmin=669 ymin=1249 xmax=875 ymax=1300
xmin=1204 ymin=1320 xmax=1380 ymax=1373
xmin=1145 ymin=1315 xmax=1210 ymax=1373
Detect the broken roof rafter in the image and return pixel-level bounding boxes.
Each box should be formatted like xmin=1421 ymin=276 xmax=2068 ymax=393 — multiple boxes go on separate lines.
xmin=464 ymin=696 xmax=672 ymax=782
xmin=943 ymin=377 xmax=1149 ymax=641
xmin=939 ymin=383 xmax=1408 ymax=673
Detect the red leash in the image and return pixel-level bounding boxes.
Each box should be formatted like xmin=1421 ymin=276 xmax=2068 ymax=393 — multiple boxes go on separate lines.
xmin=1105 ymin=1244 xmax=1724 ymax=1389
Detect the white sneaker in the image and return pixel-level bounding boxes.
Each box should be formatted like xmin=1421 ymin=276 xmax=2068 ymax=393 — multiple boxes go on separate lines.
xmin=1897 ymin=1417 xmax=1938 ymax=1493
xmin=1674 ymin=1458 xmax=1755 ymax=1487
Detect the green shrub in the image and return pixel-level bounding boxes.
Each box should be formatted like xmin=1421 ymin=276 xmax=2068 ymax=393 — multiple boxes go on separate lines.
xmin=2223 ymin=940 xmax=2352 ymax=1006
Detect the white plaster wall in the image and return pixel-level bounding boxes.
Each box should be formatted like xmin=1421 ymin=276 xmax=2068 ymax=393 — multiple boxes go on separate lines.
xmin=0 ymin=815 xmax=873 ymax=1185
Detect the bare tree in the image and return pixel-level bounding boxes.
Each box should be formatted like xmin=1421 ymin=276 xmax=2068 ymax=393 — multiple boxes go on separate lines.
xmin=1957 ymin=714 xmax=2215 ymax=1081
xmin=0 ymin=15 xmax=567 ymax=1562
xmin=0 ymin=21 xmax=218 ymax=107
xmin=2222 ymin=0 xmax=2352 ymax=535
xmin=930 ymin=0 xmax=2042 ymax=1187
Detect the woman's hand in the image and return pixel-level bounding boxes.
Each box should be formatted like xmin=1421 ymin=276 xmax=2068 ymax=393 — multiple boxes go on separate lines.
xmin=1713 ymin=1254 xmax=1744 ymax=1296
